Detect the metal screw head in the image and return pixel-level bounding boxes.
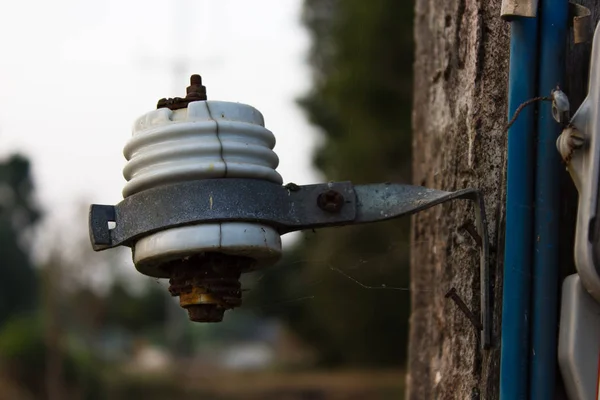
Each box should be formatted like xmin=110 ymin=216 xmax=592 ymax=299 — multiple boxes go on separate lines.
xmin=317 ymin=190 xmax=345 ymax=213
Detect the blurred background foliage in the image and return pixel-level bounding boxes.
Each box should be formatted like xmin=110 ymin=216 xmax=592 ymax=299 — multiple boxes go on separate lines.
xmin=0 ymin=0 xmax=413 ymax=398
xmin=248 ymin=0 xmax=413 ymax=367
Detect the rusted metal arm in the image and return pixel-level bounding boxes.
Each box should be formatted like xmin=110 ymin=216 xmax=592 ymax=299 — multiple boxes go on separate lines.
xmin=89 ymin=178 xmax=490 ymax=348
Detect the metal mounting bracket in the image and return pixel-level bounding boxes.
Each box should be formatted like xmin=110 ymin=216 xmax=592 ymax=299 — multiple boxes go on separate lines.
xmin=570 ymin=2 xmax=592 ymax=44
xmin=501 ymin=0 xmax=538 ymax=20
xmin=89 ymin=178 xmax=490 ymax=348
xmin=500 ymin=0 xmax=591 ymax=44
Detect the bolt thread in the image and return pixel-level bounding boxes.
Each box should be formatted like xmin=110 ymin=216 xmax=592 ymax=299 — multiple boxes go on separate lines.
xmin=165 ymin=253 xmax=253 ymax=322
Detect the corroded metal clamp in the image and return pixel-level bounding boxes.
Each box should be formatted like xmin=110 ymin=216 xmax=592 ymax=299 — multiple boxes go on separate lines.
xmin=90 ymin=179 xmax=491 ymax=347
xmin=88 ymin=74 xmax=490 ymax=337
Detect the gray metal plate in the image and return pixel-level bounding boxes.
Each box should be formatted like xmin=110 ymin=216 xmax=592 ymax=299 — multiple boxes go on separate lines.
xmin=89 ymin=179 xmax=356 ymax=250
xmin=88 ymin=178 xmax=490 ymax=348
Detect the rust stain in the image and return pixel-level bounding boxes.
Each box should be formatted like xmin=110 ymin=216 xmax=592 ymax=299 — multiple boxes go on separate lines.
xmin=179 ymin=286 xmax=219 ymax=307
xmin=166 ymin=253 xmax=249 ymax=322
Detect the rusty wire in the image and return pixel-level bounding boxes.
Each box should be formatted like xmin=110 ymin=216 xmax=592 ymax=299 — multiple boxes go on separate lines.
xmin=505 ymin=96 xmax=552 ymax=132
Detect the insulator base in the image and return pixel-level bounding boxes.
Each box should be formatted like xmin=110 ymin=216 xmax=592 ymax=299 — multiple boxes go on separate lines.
xmin=132 ymin=222 xmax=282 ymax=278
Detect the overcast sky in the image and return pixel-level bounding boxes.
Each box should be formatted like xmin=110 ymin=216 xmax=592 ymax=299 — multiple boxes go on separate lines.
xmin=0 ymin=0 xmax=320 ymax=251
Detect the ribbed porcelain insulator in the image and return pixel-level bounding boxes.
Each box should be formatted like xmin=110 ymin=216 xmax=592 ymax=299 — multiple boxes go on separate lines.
xmin=123 ymin=100 xmax=282 ymax=197
xmin=122 ymin=100 xmax=283 ymax=278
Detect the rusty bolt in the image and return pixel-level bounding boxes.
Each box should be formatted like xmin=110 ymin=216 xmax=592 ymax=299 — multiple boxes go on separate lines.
xmin=165 ymin=253 xmax=251 ymax=323
xmin=187 ymin=304 xmax=226 ymax=323
xmin=317 ymin=190 xmax=345 ymax=213
xmin=186 ymin=74 xmax=207 ymax=101
xmin=157 ymin=74 xmax=207 ymax=110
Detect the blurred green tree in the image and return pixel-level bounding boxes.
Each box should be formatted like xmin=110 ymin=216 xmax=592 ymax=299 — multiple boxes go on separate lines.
xmin=103 ymin=281 xmax=168 ymax=334
xmin=0 ymin=314 xmax=104 ymax=400
xmin=248 ymin=0 xmax=414 ymax=366
xmin=0 ymin=154 xmax=41 ymax=327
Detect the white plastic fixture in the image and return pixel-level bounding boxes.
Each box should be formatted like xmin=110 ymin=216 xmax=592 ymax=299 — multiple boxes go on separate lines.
xmin=122 ymin=100 xmax=284 ymax=278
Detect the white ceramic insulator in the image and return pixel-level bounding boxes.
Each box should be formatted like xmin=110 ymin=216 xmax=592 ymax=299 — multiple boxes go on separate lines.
xmin=122 ymin=100 xmax=283 ymax=278
xmin=123 ymin=100 xmax=282 ymax=196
